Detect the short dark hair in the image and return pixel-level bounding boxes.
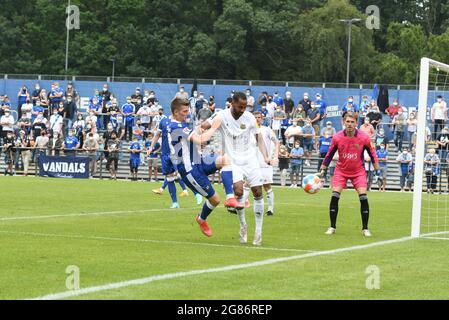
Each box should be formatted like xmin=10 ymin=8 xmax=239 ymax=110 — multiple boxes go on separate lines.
xmin=253 ymin=111 xmax=262 ymax=117
xmin=344 ymin=111 xmax=358 ymax=121
xmin=232 ymin=91 xmax=247 ymax=103
xmin=170 ymin=97 xmax=189 ymax=114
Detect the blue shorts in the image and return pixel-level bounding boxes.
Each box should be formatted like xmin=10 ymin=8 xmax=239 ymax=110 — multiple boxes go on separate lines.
xmin=130 ymin=157 xmax=140 ymax=169
xmin=161 ymin=154 xmax=177 ymax=175
xmin=179 ymin=154 xmax=218 ymax=199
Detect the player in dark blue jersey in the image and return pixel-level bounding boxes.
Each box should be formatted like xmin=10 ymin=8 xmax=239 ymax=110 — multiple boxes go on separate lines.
xmin=148 ymin=116 xmax=202 ymax=208
xmin=168 ymin=98 xmax=236 ymax=237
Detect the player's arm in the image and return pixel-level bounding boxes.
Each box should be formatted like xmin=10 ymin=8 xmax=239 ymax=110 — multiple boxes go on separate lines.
xmin=189 ymin=115 xmax=221 ymax=145
xmin=256 ymin=132 xmax=269 ymax=164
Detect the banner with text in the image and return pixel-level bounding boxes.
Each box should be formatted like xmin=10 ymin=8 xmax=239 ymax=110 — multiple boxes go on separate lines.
xmin=38 ymin=155 xmax=90 ymax=179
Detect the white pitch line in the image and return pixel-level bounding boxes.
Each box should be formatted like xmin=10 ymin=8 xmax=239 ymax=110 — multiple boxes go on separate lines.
xmin=421 ymin=236 xmax=449 ymax=241
xmin=30 ymin=235 xmax=414 ymax=300
xmin=0 ymin=230 xmax=317 ymax=253
xmin=0 ymin=207 xmax=195 ymax=222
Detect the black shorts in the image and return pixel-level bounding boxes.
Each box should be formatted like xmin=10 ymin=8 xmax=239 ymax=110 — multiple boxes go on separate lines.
xmin=107 ymin=158 xmax=118 ymax=170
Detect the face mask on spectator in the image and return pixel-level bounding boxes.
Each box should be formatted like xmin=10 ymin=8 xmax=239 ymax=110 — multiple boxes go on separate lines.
xmin=364 ymin=119 xmax=370 ymax=124
xmin=53 ymin=133 xmax=58 ymax=138
xmin=380 ymin=145 xmax=385 ymax=150
xmin=348 ymin=99 xmax=353 ymax=103
xmin=292 ymin=121 xmax=298 ymax=126
xmin=246 ymin=91 xmax=250 ymax=96
xmin=5 ymin=111 xmax=10 ymax=116
xmin=379 ymin=130 xmax=384 ymax=136
xmin=179 ymin=88 xmax=184 ymax=93
xmin=438 ymin=98 xmax=443 ymax=102
xmin=398 ymin=111 xmax=403 ymax=115
xmin=403 ymin=150 xmax=408 ymax=154
xmin=327 ymin=124 xmax=332 ymax=128
xmin=304 ymin=95 xmax=309 ymax=100
xmin=103 ymin=87 xmax=108 ymax=92
xmin=126 ymin=99 xmax=131 ymax=103
xmin=393 ymin=102 xmax=398 ymax=106
xmin=295 ymin=144 xmax=300 ymax=148
xmin=286 ymin=94 xmax=291 ymax=99
xmin=193 ymin=92 xmax=198 ymax=98
xmin=316 ymin=96 xmax=321 ymax=101
xmin=149 ymin=94 xmax=155 ymax=99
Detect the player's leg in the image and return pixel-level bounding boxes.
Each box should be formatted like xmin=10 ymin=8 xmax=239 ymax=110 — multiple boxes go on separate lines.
xmin=326 ymin=171 xmax=346 ymax=234
xmin=263 ymin=166 xmax=274 ymax=216
xmin=166 ymin=173 xmax=179 ymax=208
xmin=177 ymin=172 xmax=189 ymax=197
xmin=213 ymin=155 xmax=238 ymax=207
xmin=353 ymin=173 xmax=371 ymax=236
xmin=245 ymin=166 xmax=265 ymax=246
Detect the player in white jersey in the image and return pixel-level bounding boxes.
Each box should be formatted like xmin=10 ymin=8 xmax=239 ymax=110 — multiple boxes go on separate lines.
xmin=200 ymin=92 xmax=269 ymax=246
xmin=241 ymin=111 xmax=279 ymax=216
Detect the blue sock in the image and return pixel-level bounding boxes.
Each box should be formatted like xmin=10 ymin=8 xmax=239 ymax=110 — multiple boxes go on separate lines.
xmin=221 ymin=170 xmax=234 ymax=197
xmin=168 ymin=181 xmax=177 ymax=203
xmin=162 ymin=178 xmax=168 ymax=190
xmin=177 ymin=177 xmax=187 ymax=191
xmin=200 ymin=200 xmax=216 ymax=220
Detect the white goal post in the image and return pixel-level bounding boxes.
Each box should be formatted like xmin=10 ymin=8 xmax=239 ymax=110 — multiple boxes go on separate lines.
xmin=412 ymin=58 xmax=449 ymax=238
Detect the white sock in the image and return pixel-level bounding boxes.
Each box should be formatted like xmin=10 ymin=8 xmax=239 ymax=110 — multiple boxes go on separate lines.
xmin=237 ymin=197 xmax=247 ymax=227
xmin=254 ymin=197 xmax=264 ymax=235
xmin=243 ymin=186 xmax=250 ymax=203
xmin=266 ymin=189 xmax=274 ymax=212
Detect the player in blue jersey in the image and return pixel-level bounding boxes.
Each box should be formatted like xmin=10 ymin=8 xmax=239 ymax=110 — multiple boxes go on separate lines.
xmin=148 ymin=115 xmax=202 ymax=208
xmin=168 ymin=97 xmax=237 ymax=237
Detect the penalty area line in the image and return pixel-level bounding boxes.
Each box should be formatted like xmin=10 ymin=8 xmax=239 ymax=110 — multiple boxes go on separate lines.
xmin=29 ymin=235 xmax=414 ymax=300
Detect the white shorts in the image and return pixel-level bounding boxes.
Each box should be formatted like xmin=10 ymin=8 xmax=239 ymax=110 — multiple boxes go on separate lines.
xmin=232 ymin=163 xmax=264 ymax=187
xmin=261 ymin=166 xmax=273 ymax=184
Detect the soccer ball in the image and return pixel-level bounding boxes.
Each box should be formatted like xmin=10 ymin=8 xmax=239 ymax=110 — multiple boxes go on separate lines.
xmin=302 ymin=174 xmax=322 ymax=194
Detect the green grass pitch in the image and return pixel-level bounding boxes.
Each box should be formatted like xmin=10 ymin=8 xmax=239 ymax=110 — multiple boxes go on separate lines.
xmin=1 ymin=176 xmax=449 ymax=300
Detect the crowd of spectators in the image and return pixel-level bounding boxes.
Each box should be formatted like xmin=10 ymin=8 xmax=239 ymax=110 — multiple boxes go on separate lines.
xmin=1 ymin=82 xmax=449 ymax=192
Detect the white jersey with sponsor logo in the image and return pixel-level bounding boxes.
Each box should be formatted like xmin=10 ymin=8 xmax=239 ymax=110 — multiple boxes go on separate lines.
xmin=215 ymin=108 xmax=260 ymax=166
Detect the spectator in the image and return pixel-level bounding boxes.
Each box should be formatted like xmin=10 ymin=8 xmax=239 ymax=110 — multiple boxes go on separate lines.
xmin=358 ymin=95 xmax=370 ymax=127
xmin=289 ymin=141 xmax=304 ymax=188
xmin=17 ymin=85 xmax=30 ymax=117
xmin=152 ymin=107 xmax=166 ymax=132
xmin=376 ymin=143 xmax=388 ymax=192
xmin=129 ymin=136 xmax=142 ymax=181
xmin=131 ymin=87 xmax=143 ymax=113
xmin=39 ymin=89 xmax=50 ymax=117
xmin=314 ymin=93 xmax=327 ymax=126
xmin=317 ymin=132 xmax=332 ymax=183
xmin=284 ymin=91 xmax=295 ymax=118
xmin=280 ymin=116 xmax=290 ymax=146
xmin=359 ymin=117 xmax=376 ymax=140
xmin=406 ymin=111 xmax=417 ymax=148
xmin=424 ymin=148 xmax=440 ymax=194
xmin=132 ymin=119 xmax=144 ymax=141
xmin=16 ymin=114 xmax=32 ymax=136
xmin=406 ymin=160 xmax=415 ymax=192
xmin=307 ymin=101 xmax=321 ymax=138
xmin=145 ymin=132 xmax=161 ymax=182
xmin=31 ymin=115 xmax=47 ymax=140
xmin=272 ymin=105 xmax=286 ymax=139
xmin=320 ymin=121 xmax=337 ymax=137
xmin=73 ymin=113 xmax=86 ymax=147
xmin=63 ymin=129 xmax=80 ymax=157
xmin=257 ymin=91 xmax=268 ymax=111
xmin=176 ymin=86 xmax=189 ymax=100
xmin=265 ymin=95 xmax=277 ymax=125
xmin=273 ymin=91 xmax=284 ymax=107
xmin=48 ymin=132 xmax=63 ymax=156
xmin=386 ymin=98 xmax=403 ymax=132
xmin=396 ymin=146 xmax=413 ymax=192
xmin=431 ymin=95 xmax=448 ymax=141
xmin=392 ymin=108 xmax=407 ymax=151
xmin=65 ymin=82 xmax=79 ymax=105
xmin=292 ymin=104 xmax=306 ymax=127
xmin=197 ymin=102 xmax=213 ymax=122
xmin=32 ymin=100 xmax=44 ymax=124
xmin=122 ymin=96 xmax=135 ymax=141
xmin=278 ymin=144 xmax=290 ymax=187
xmin=49 ymin=107 xmax=63 ymax=136
xmin=194 ymin=92 xmax=208 ymax=119
xmin=48 ymin=82 xmax=64 ymax=110
xmin=1 ymin=109 xmax=15 ymax=140
xmin=301 ymin=120 xmax=315 ymax=167
xmin=114 ymin=114 xmax=126 ymax=140
xmin=21 ymin=98 xmax=33 ymax=122
xmin=101 ymin=84 xmax=113 ymax=130
xmin=188 ymin=90 xmax=199 ymax=119
xmin=34 ymin=130 xmax=49 ymax=163
xmin=3 ymin=131 xmax=16 ymax=175
xmin=136 ymin=102 xmax=151 ymax=138
xmin=83 ymin=132 xmax=99 ymax=177
xmin=16 ymin=130 xmax=32 ymax=176
xmin=208 ymin=96 xmax=216 ymax=115
xmin=245 ymin=89 xmax=255 ymax=113
xmin=63 ymin=95 xmax=77 ymax=135
xmin=374 ymin=127 xmax=389 ymax=150
xmin=436 ymin=127 xmax=449 ymax=167
xmin=365 ymin=101 xmax=382 ymax=129
xmin=298 ymin=92 xmax=312 ymax=114
xmin=31 ymin=83 xmax=42 ymax=106
xmin=341 ymin=96 xmax=359 ymax=119
xmin=107 ymin=131 xmax=120 ymax=180
xmin=284 ymin=120 xmax=302 ymax=147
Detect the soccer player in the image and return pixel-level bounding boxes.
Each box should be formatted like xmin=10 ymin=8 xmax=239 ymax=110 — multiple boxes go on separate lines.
xmin=198 ymin=92 xmax=269 ymax=246
xmin=241 ymin=111 xmax=279 ymax=216
xmin=168 ymin=98 xmax=236 ymax=237
xmin=148 ymin=115 xmax=202 ymax=208
xmin=318 ymin=112 xmax=379 ymax=237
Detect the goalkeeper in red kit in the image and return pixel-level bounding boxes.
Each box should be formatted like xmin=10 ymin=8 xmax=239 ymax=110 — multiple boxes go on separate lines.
xmin=317 ymin=112 xmax=379 ymax=237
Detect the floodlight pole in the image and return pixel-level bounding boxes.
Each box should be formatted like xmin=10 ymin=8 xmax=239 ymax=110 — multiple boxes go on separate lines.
xmin=65 ymin=0 xmax=71 ymax=74
xmin=339 ymin=19 xmax=362 ymax=88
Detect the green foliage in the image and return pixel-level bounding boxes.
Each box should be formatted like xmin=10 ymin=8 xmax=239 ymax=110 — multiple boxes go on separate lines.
xmin=0 ymin=0 xmax=447 ymax=84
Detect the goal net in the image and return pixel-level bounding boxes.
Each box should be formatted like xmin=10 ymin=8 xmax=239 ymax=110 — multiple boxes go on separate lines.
xmin=412 ymin=58 xmax=449 ymax=239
